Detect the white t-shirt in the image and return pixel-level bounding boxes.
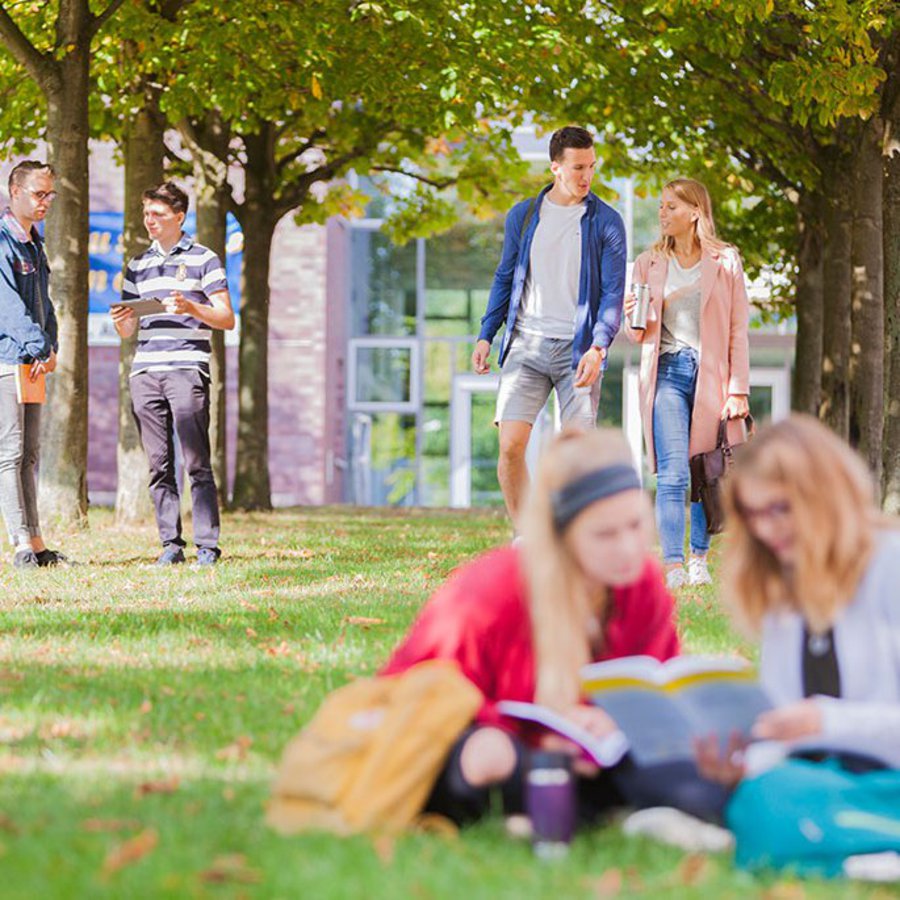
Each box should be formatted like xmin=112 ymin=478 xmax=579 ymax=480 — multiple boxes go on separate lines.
xmin=515 ymin=197 xmax=585 ymax=340
xmin=660 ymin=257 xmax=701 ymax=355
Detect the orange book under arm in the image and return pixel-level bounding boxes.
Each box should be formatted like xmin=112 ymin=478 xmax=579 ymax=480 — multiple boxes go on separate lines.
xmin=15 ymin=365 xmax=45 ymax=404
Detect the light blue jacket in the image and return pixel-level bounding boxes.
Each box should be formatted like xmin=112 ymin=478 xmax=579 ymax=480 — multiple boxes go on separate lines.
xmin=478 ymin=184 xmax=627 ymax=369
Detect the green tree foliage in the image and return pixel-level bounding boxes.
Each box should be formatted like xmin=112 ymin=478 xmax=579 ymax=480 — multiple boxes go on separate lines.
xmin=139 ymin=0 xmax=591 ymax=509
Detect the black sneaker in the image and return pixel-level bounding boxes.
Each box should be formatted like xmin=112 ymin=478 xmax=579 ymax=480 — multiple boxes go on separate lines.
xmin=13 ymin=548 xmax=39 ymax=569
xmin=35 ymin=548 xmax=71 ymax=567
xmin=194 ymin=547 xmax=221 ymax=567
xmin=154 ymin=546 xmax=186 ymax=566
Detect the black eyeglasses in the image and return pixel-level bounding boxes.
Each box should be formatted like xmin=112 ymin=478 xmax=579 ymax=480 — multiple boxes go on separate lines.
xmin=27 ymin=189 xmax=57 ymax=203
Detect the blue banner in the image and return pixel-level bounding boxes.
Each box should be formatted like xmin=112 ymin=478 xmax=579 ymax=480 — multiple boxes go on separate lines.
xmin=88 ymin=212 xmax=243 ymax=313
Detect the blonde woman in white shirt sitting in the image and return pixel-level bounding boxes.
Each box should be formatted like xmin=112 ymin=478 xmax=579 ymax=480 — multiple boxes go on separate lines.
xmin=696 ymin=414 xmax=900 ymax=877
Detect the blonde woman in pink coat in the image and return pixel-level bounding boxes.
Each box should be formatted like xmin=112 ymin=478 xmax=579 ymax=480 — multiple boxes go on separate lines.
xmin=623 ymin=178 xmax=750 ymax=590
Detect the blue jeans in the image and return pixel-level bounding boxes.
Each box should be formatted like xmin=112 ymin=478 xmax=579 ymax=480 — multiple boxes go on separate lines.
xmin=653 ymin=349 xmax=709 ymax=563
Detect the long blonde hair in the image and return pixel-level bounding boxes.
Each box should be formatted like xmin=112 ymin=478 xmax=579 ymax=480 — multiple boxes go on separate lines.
xmin=652 ymin=177 xmax=731 ymax=257
xmin=722 ymin=415 xmax=885 ymax=634
xmin=520 ymin=428 xmax=648 ymax=712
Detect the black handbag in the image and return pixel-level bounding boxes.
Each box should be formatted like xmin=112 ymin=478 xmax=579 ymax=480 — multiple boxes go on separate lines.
xmin=689 ymin=415 xmax=753 ymax=535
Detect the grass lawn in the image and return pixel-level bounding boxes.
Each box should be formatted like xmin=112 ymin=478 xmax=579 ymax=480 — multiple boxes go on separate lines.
xmin=0 ymin=507 xmax=891 ymax=899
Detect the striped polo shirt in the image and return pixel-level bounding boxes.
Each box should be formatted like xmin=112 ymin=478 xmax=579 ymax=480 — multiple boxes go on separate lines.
xmin=123 ymin=233 xmax=228 ymax=378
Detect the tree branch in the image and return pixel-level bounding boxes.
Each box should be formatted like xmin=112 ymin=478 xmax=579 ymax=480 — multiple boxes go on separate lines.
xmin=276 ymin=129 xmax=327 ymax=175
xmin=0 ymin=4 xmax=56 ymax=87
xmin=273 ymin=146 xmax=374 ymax=216
xmin=89 ymin=0 xmax=129 ymax=38
xmin=370 ymin=165 xmax=456 ymax=190
xmin=177 ymin=116 xmax=234 ymax=203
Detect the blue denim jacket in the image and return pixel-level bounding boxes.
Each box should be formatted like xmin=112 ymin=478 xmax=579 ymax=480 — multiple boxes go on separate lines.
xmin=478 ymin=185 xmax=627 ymax=369
xmin=0 ymin=208 xmax=57 ymax=364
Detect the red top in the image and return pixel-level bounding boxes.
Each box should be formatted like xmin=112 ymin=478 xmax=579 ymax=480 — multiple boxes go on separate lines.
xmin=381 ymin=545 xmax=680 ymax=735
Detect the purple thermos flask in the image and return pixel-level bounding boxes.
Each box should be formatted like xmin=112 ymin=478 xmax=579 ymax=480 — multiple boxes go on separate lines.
xmin=526 ymin=750 xmax=577 ymax=859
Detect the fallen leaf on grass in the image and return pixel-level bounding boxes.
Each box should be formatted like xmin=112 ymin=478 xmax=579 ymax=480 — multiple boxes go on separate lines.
xmin=588 ymin=867 xmax=623 ymax=898
xmin=102 ymin=828 xmax=158 ymax=875
xmin=678 ymin=853 xmax=710 ymax=887
xmin=245 ymin=627 xmax=258 ymax=638
xmin=216 ymin=735 xmax=253 ymax=762
xmin=139 ymin=700 xmax=152 ymax=715
xmin=0 ymin=814 xmax=19 ymax=834
xmin=82 ymin=818 xmax=143 ymax=833
xmin=264 ymin=640 xmax=291 ymax=657
xmin=343 ymin=616 xmax=386 ymax=628
xmin=263 ymin=548 xmax=314 ymax=560
xmin=39 ymin=718 xmax=89 ymax=740
xmin=199 ymin=853 xmax=262 ymax=884
xmin=135 ymin=776 xmax=180 ymax=797
xmin=372 ymin=834 xmax=395 ymax=865
xmin=762 ymin=884 xmax=807 ymax=900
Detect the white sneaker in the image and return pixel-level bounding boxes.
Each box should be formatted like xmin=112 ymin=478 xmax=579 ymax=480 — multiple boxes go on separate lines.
xmin=666 ymin=567 xmax=687 ymax=590
xmin=688 ymin=556 xmax=712 ymax=586
xmin=622 ymin=806 xmax=734 ymax=853
xmin=843 ymin=852 xmax=900 ymax=882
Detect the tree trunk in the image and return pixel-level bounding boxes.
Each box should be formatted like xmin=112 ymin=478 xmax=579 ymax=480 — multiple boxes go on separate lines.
xmin=116 ymin=101 xmax=164 ymax=523
xmin=190 ymin=111 xmax=231 ymax=508
xmin=818 ymin=149 xmax=854 ymax=439
xmin=882 ymin=92 xmax=900 ymax=511
xmin=38 ymin=40 xmax=90 ymax=528
xmin=848 ymin=118 xmax=885 ymax=487
xmin=232 ymin=130 xmax=277 ymax=510
xmin=792 ymin=191 xmax=825 ymax=414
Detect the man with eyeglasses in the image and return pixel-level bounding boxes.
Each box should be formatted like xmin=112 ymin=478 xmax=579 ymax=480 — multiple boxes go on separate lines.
xmin=0 ymin=160 xmax=68 ymax=569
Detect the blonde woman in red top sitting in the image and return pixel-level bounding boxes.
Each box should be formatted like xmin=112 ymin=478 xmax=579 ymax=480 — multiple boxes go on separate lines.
xmin=383 ymin=427 xmax=728 ymax=825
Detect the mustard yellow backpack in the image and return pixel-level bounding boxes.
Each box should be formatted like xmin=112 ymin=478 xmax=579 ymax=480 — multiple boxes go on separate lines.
xmin=267 ymin=661 xmax=482 ymax=836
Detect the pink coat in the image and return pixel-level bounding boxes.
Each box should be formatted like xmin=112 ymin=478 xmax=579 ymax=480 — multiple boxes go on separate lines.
xmin=624 ymin=247 xmax=751 ymax=473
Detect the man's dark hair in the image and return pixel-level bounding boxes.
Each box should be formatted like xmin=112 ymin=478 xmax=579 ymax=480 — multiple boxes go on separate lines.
xmin=549 ymin=126 xmax=594 ymax=162
xmin=142 ymin=181 xmax=189 ymax=215
xmin=8 ymin=160 xmax=55 ymax=194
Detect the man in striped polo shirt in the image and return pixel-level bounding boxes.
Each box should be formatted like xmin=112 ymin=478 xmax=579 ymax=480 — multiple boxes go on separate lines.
xmin=111 ymin=182 xmax=235 ymax=566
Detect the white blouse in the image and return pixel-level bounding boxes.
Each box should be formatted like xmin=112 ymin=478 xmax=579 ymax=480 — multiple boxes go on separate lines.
xmin=757 ymin=529 xmax=900 ymax=769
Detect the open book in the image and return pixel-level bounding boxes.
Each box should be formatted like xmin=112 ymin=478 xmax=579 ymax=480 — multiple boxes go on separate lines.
xmin=497 ymin=700 xmax=629 ymax=767
xmin=581 ymin=656 xmax=772 ymax=766
xmin=111 ymin=297 xmax=166 ymax=317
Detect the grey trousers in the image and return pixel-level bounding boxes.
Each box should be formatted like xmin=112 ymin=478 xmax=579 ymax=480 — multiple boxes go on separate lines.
xmin=0 ymin=372 xmax=41 ymax=547
xmin=130 ymin=368 xmax=220 ymax=550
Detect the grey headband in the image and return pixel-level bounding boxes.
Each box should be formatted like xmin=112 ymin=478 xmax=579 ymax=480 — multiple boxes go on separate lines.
xmin=551 ymin=464 xmax=642 ymax=533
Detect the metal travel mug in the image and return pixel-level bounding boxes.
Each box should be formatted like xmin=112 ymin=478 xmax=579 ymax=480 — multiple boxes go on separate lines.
xmin=629 ymin=282 xmax=650 ymax=330
xmin=526 ymin=751 xmax=576 ymax=860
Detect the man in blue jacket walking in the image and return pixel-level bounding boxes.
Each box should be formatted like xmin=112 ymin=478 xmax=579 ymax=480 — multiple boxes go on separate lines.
xmin=0 ymin=160 xmax=66 ymax=568
xmin=471 ymin=126 xmax=627 ymax=526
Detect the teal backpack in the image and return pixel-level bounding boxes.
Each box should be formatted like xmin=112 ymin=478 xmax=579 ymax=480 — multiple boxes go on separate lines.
xmin=727 ymin=757 xmax=900 ymax=878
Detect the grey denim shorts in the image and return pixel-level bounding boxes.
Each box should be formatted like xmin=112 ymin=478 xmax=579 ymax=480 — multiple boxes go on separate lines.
xmin=495 ymin=331 xmax=600 ymax=428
